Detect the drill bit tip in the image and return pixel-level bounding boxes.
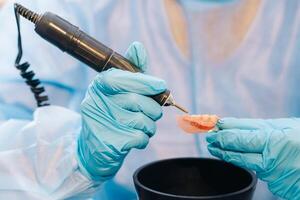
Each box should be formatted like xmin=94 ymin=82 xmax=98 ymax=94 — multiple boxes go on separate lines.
xmin=173 ymin=103 xmax=189 ymax=114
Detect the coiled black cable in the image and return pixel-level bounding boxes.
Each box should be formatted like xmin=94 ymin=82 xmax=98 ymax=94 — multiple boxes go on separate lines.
xmin=14 ymin=4 xmax=49 ymax=107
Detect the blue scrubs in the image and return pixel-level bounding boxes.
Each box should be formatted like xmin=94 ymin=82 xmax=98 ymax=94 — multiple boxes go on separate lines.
xmin=1 ymin=0 xmax=299 ymax=199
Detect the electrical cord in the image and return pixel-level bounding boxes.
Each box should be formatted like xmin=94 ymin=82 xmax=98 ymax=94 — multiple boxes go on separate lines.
xmin=14 ymin=4 xmax=49 ymax=107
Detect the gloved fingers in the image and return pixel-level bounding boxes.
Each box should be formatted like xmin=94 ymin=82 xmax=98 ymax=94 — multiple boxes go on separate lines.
xmin=264 ymin=118 xmax=300 ymax=130
xmin=116 ymin=111 xmax=157 ymax=137
xmin=108 ymin=93 xmax=163 ymax=121
xmin=217 ymin=118 xmax=270 ymax=130
xmin=83 ymin=86 xmax=158 ymax=136
xmin=207 ymin=144 xmax=264 ymax=172
xmin=206 ymin=129 xmax=267 ymax=153
xmin=122 ymin=130 xmax=150 ymax=151
xmin=82 ymin=116 xmax=150 ymax=152
xmin=94 ymin=68 xmax=167 ymax=96
xmin=125 ymin=41 xmax=148 ymax=72
xmin=81 ymin=87 xmax=113 ymax=116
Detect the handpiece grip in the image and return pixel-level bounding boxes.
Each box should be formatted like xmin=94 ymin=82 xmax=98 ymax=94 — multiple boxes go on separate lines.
xmin=34 ymin=12 xmax=170 ymax=106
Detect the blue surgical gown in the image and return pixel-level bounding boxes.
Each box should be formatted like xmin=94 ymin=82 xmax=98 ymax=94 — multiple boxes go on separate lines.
xmin=1 ymin=0 xmax=299 ymax=199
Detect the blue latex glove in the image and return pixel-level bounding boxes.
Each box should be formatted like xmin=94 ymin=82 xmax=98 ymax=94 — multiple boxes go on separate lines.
xmin=77 ymin=42 xmax=166 ymax=181
xmin=206 ymin=118 xmax=300 ymax=199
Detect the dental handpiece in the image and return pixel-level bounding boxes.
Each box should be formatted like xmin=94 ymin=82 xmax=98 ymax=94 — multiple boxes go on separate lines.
xmin=14 ymin=3 xmax=188 ymax=113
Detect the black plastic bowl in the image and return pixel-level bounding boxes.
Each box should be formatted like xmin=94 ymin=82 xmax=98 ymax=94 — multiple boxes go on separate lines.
xmin=133 ymin=158 xmax=257 ymax=200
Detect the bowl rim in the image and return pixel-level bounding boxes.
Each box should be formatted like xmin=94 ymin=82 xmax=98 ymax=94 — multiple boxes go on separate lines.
xmin=133 ymin=157 xmax=257 ymax=199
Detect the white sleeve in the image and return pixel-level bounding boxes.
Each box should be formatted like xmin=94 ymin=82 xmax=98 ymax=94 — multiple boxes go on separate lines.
xmin=0 ymin=105 xmax=101 ymax=200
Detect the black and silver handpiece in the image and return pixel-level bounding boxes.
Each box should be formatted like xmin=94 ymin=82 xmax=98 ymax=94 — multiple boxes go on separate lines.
xmin=14 ymin=3 xmax=188 ymax=113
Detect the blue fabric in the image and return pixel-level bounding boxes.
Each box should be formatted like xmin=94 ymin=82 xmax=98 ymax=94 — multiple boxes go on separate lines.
xmin=1 ymin=0 xmax=299 ymax=199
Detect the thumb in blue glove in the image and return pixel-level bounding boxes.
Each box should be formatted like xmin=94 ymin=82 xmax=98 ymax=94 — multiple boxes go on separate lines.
xmin=206 ymin=117 xmax=300 ymax=199
xmin=77 ymin=41 xmax=166 ymax=181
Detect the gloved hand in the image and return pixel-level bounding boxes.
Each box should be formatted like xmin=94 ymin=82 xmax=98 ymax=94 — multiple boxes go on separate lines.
xmin=206 ymin=118 xmax=300 ymax=199
xmin=77 ymin=42 xmax=166 ymax=181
